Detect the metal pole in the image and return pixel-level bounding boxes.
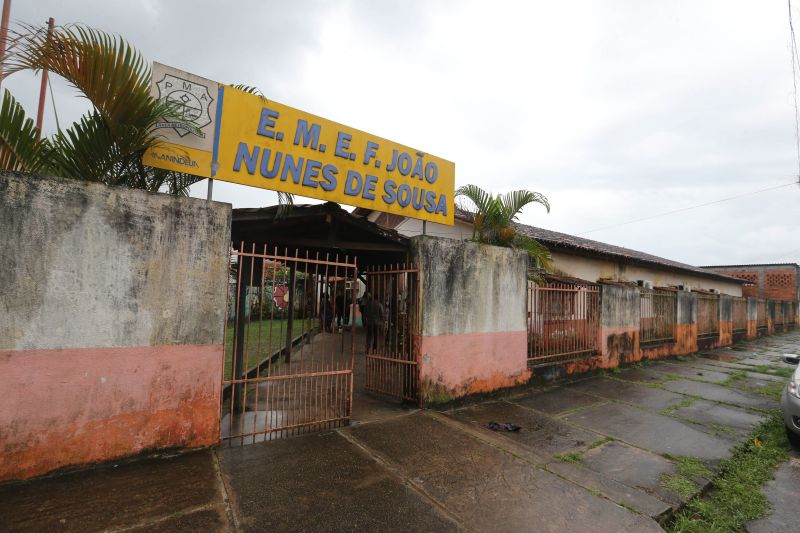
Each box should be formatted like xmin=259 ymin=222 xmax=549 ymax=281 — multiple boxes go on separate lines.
xmin=206 ymin=178 xmax=214 ymax=200
xmin=422 ymin=220 xmax=427 ymax=235
xmin=285 ymin=263 xmax=296 ymax=363
xmin=0 ymin=0 xmax=12 ymax=89
xmin=35 ymin=17 xmax=54 ymax=133
xmin=233 ymin=254 xmax=249 ymax=412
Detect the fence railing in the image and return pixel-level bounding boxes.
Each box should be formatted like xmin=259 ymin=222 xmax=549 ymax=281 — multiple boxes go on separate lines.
xmin=639 ymin=289 xmax=676 ymax=344
xmin=696 ymin=294 xmax=719 ymax=338
xmin=732 ymin=297 xmax=747 ymax=333
xmin=527 ymin=281 xmax=600 ymax=367
xmin=757 ymin=299 xmax=767 ymax=329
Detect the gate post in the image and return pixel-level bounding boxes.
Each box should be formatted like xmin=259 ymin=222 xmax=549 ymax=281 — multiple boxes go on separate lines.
xmin=233 ymin=254 xmax=250 ymax=412
xmin=285 ymin=263 xmax=296 ymax=363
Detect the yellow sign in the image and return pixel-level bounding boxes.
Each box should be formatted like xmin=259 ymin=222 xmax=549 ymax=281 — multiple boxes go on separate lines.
xmin=144 ymin=63 xmax=455 ymax=225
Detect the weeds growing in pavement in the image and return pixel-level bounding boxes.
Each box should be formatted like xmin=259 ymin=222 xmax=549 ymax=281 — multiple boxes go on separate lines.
xmin=667 ymin=411 xmax=790 ymax=533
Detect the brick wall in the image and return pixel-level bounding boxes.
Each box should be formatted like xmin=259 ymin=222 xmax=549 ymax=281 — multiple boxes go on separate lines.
xmin=704 ymin=265 xmax=799 ymax=302
xmin=725 ymin=271 xmax=759 ymax=298
xmin=765 ymin=269 xmax=797 ymax=301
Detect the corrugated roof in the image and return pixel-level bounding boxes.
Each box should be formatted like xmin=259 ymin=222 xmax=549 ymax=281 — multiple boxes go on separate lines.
xmin=514 ymin=223 xmax=746 ymax=284
xmin=700 ymin=263 xmax=800 ymax=268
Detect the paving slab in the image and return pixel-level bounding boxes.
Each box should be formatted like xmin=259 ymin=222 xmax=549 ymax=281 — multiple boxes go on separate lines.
xmin=727 ymin=376 xmax=783 ymax=392
xmin=571 ymin=377 xmax=688 ymax=412
xmin=580 ymin=440 xmax=687 ymax=507
xmin=673 ymin=361 xmax=785 ymax=383
xmin=612 ymin=366 xmax=674 ymax=384
xmin=746 ymin=453 xmax=800 ymax=532
xmin=349 ymin=412 xmax=662 ymax=533
xmin=511 ymin=385 xmax=605 ymax=416
xmin=660 ymin=379 xmax=776 ymax=411
xmin=0 ymin=450 xmax=227 ymax=533
xmin=128 ymin=508 xmax=230 ymax=532
xmin=218 ymin=430 xmax=456 ymax=532
xmin=450 ymin=400 xmax=600 ymax=455
xmin=544 ymin=459 xmax=672 ymax=520
xmin=694 ymin=358 xmax=761 ymax=371
xmin=651 ymin=363 xmax=731 ymax=383
xmin=669 ymin=399 xmax=766 ymax=435
xmin=737 ymin=357 xmax=786 ymax=369
xmin=562 ymin=402 xmax=733 ymax=461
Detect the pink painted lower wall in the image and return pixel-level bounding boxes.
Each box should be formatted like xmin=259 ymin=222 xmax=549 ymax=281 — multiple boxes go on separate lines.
xmin=418 ymin=330 xmax=529 ymax=404
xmin=0 ymin=344 xmax=222 ymax=481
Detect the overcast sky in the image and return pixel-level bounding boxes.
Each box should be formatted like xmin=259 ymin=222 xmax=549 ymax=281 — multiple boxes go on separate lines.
xmin=8 ymin=1 xmax=800 ymax=266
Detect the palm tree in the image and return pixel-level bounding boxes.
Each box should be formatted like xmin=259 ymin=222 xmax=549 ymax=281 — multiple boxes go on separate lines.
xmin=455 ymin=184 xmax=552 ymax=272
xmin=0 ymin=22 xmax=294 ymax=205
xmin=0 ymin=23 xmax=200 ymax=194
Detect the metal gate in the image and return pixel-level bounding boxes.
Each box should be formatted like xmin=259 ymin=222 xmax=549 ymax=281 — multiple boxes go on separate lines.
xmin=527 ymin=280 xmax=600 ymax=367
xmin=221 ymin=244 xmax=357 ymax=446
xmin=363 ymin=264 xmax=420 ymax=403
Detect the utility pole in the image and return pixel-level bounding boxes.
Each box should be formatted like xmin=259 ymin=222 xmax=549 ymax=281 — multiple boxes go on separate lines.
xmin=0 ymin=0 xmax=11 ymax=90
xmin=35 ymin=17 xmax=54 ymax=134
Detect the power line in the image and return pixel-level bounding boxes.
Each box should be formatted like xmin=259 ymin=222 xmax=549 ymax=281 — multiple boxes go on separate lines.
xmin=575 ymin=180 xmax=798 ymax=236
xmin=788 ymin=0 xmax=800 ymax=179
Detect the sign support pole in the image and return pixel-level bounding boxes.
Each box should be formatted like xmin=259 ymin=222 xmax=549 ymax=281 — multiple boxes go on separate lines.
xmin=35 ymin=17 xmax=55 ymax=134
xmin=207 ymin=178 xmax=214 ymax=201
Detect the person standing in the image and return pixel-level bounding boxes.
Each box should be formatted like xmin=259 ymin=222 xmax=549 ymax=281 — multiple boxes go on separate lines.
xmin=321 ymin=293 xmax=333 ymax=333
xmin=362 ymin=292 xmax=385 ymax=354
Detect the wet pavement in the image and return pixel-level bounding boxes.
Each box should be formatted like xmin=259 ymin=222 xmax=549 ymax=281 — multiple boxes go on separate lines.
xmin=2 ymin=329 xmax=799 ymax=532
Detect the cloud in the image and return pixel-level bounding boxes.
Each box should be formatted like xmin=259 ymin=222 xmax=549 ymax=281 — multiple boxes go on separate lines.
xmin=5 ymin=0 xmax=799 ymax=265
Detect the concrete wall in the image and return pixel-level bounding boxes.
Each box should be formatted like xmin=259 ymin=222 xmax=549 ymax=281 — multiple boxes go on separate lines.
xmin=550 ymin=251 xmax=744 ymax=296
xmin=410 ymin=236 xmax=529 ymax=404
xmin=0 ymin=172 xmax=231 ymax=481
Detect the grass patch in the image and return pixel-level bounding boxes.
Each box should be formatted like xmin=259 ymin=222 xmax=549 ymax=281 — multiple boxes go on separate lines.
xmin=750 ymin=382 xmax=785 ymax=402
xmin=659 ymin=455 xmax=712 ymax=500
xmin=589 ymin=436 xmax=613 ymax=449
xmin=554 ymin=451 xmax=584 ymax=464
xmin=667 ymin=411 xmax=790 ymax=532
xmin=660 ymin=473 xmax=700 ymax=500
xmin=705 ymin=423 xmax=740 ymax=437
xmin=749 ymin=365 xmax=794 ymax=378
xmin=224 ymin=318 xmax=314 ymax=380
xmin=722 ymin=370 xmax=748 ymax=386
xmin=661 ymin=397 xmax=697 ymax=416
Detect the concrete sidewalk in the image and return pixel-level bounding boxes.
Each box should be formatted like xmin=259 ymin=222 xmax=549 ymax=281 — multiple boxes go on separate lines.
xmin=2 ymin=330 xmax=798 ymax=532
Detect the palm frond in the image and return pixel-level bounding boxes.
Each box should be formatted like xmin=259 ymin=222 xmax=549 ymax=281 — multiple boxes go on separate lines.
xmin=47 ymin=111 xmax=127 ymax=183
xmin=3 ymin=23 xmax=199 ymax=194
xmin=229 ymin=83 xmax=264 ymax=97
xmin=4 ymin=23 xmax=157 ymax=135
xmin=500 ymin=190 xmax=550 ymax=222
xmin=0 ymin=89 xmax=49 ymax=172
xmin=513 ymin=234 xmax=553 ymax=272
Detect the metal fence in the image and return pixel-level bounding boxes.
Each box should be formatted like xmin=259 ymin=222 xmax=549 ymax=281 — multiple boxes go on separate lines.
xmin=757 ymin=299 xmax=767 ymax=329
xmin=639 ymin=289 xmax=676 ymax=344
xmin=696 ymin=293 xmax=719 ymax=337
xmin=732 ymin=297 xmax=747 ymax=333
xmin=527 ymin=281 xmax=600 ymax=367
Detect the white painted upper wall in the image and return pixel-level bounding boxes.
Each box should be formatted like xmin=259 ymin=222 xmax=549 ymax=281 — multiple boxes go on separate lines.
xmin=551 ymin=251 xmax=743 ymax=296
xmin=363 ymin=211 xmax=743 ymax=297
